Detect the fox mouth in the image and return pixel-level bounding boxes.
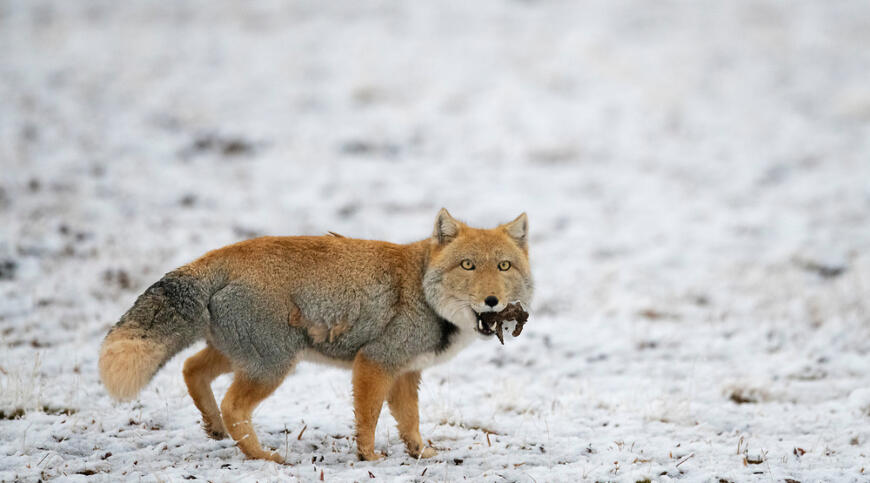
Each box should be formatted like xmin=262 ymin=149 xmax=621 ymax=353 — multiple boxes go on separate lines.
xmin=474 ymin=310 xmax=498 ymax=336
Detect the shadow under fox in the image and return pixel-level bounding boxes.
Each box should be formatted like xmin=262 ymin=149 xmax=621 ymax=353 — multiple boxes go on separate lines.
xmin=99 ymin=209 xmax=533 ymax=462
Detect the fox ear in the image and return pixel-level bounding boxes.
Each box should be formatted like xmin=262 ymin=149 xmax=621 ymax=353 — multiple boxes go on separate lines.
xmin=502 ymin=212 xmax=528 ymax=249
xmin=433 ymin=208 xmax=460 ymax=244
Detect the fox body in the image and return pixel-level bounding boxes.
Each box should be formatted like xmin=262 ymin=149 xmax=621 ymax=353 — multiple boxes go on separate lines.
xmin=98 ymin=209 xmax=532 ymax=462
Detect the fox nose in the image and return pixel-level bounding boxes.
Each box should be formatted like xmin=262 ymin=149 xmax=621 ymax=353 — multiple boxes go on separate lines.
xmin=484 ymin=296 xmax=499 ymax=308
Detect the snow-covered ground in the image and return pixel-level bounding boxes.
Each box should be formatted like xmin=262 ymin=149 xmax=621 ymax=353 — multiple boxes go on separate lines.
xmin=2 ymin=0 xmax=870 ymax=481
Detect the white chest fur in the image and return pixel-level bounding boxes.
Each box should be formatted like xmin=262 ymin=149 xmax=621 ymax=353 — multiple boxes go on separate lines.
xmin=406 ymin=326 xmax=478 ymax=372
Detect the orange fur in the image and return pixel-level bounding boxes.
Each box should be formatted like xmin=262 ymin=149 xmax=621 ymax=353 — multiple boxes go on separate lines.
xmin=189 ymin=236 xmax=428 ymax=306
xmin=220 ymin=372 xmax=287 ymax=463
xmin=426 ymin=215 xmax=531 ymax=309
xmin=352 ymin=353 xmax=395 ymax=461
xmin=99 ymin=328 xmax=166 ymax=401
xmin=387 ymin=371 xmax=435 ymax=458
xmin=183 ymin=347 xmax=233 ymax=439
xmin=288 ymin=304 xmax=308 ymax=328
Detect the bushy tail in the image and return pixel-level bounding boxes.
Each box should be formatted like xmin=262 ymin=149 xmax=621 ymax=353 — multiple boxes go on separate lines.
xmin=99 ymin=269 xmax=215 ymax=401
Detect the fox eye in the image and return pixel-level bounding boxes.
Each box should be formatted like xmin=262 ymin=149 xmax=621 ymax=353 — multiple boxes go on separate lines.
xmin=498 ymin=260 xmax=511 ymax=271
xmin=460 ymin=259 xmax=475 ymax=270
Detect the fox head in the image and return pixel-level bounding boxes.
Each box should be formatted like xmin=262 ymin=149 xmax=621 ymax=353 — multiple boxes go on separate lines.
xmin=423 ymin=208 xmax=533 ymax=337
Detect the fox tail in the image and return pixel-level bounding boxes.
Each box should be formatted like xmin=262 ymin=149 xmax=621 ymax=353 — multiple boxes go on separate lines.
xmin=98 ymin=268 xmax=218 ymax=401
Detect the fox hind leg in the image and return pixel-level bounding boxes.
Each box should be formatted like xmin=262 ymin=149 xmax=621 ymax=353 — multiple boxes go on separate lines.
xmin=387 ymin=371 xmax=436 ymax=458
xmin=220 ymin=372 xmax=286 ymax=463
xmin=183 ymin=346 xmax=232 ymax=439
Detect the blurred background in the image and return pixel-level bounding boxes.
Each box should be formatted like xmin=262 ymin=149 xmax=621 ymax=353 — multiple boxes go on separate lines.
xmin=1 ymin=0 xmax=869 ymax=480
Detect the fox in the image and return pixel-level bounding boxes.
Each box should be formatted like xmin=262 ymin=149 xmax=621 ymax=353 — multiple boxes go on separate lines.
xmin=98 ymin=208 xmax=533 ymax=463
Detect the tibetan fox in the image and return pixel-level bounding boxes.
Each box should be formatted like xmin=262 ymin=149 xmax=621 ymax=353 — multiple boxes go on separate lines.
xmin=98 ymin=209 xmax=533 ymax=462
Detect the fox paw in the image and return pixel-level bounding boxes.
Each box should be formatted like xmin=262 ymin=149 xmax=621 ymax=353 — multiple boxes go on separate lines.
xmin=410 ymin=446 xmax=437 ymax=459
xmin=245 ymin=449 xmax=286 ymax=464
xmin=357 ymin=451 xmax=386 ymax=462
xmin=264 ymin=451 xmax=286 ymax=464
xmin=202 ymin=422 xmax=227 ymax=440
xmin=419 ymin=447 xmax=438 ymax=458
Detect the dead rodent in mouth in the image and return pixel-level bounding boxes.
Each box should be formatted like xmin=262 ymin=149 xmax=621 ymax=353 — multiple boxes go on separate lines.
xmin=478 ymin=302 xmax=530 ymax=345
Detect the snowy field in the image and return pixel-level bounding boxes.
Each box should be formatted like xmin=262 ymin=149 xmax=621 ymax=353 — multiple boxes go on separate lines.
xmin=2 ymin=0 xmax=870 ymax=481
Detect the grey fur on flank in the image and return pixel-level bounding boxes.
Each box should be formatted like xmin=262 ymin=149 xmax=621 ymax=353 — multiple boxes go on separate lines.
xmin=106 ymin=244 xmax=475 ymax=382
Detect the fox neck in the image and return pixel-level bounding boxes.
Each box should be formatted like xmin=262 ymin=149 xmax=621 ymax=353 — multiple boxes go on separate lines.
xmin=414 ymin=240 xmax=478 ymax=333
xmin=406 ymin=314 xmax=479 ymax=372
xmin=435 ymin=316 xmax=459 ymax=354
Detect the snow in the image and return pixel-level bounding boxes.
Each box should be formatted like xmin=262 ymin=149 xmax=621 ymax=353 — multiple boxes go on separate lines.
xmin=2 ymin=0 xmax=870 ymax=481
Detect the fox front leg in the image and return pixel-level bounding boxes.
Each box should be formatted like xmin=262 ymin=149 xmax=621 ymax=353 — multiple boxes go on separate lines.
xmin=387 ymin=371 xmax=437 ymax=459
xmin=352 ymin=353 xmax=394 ymax=461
